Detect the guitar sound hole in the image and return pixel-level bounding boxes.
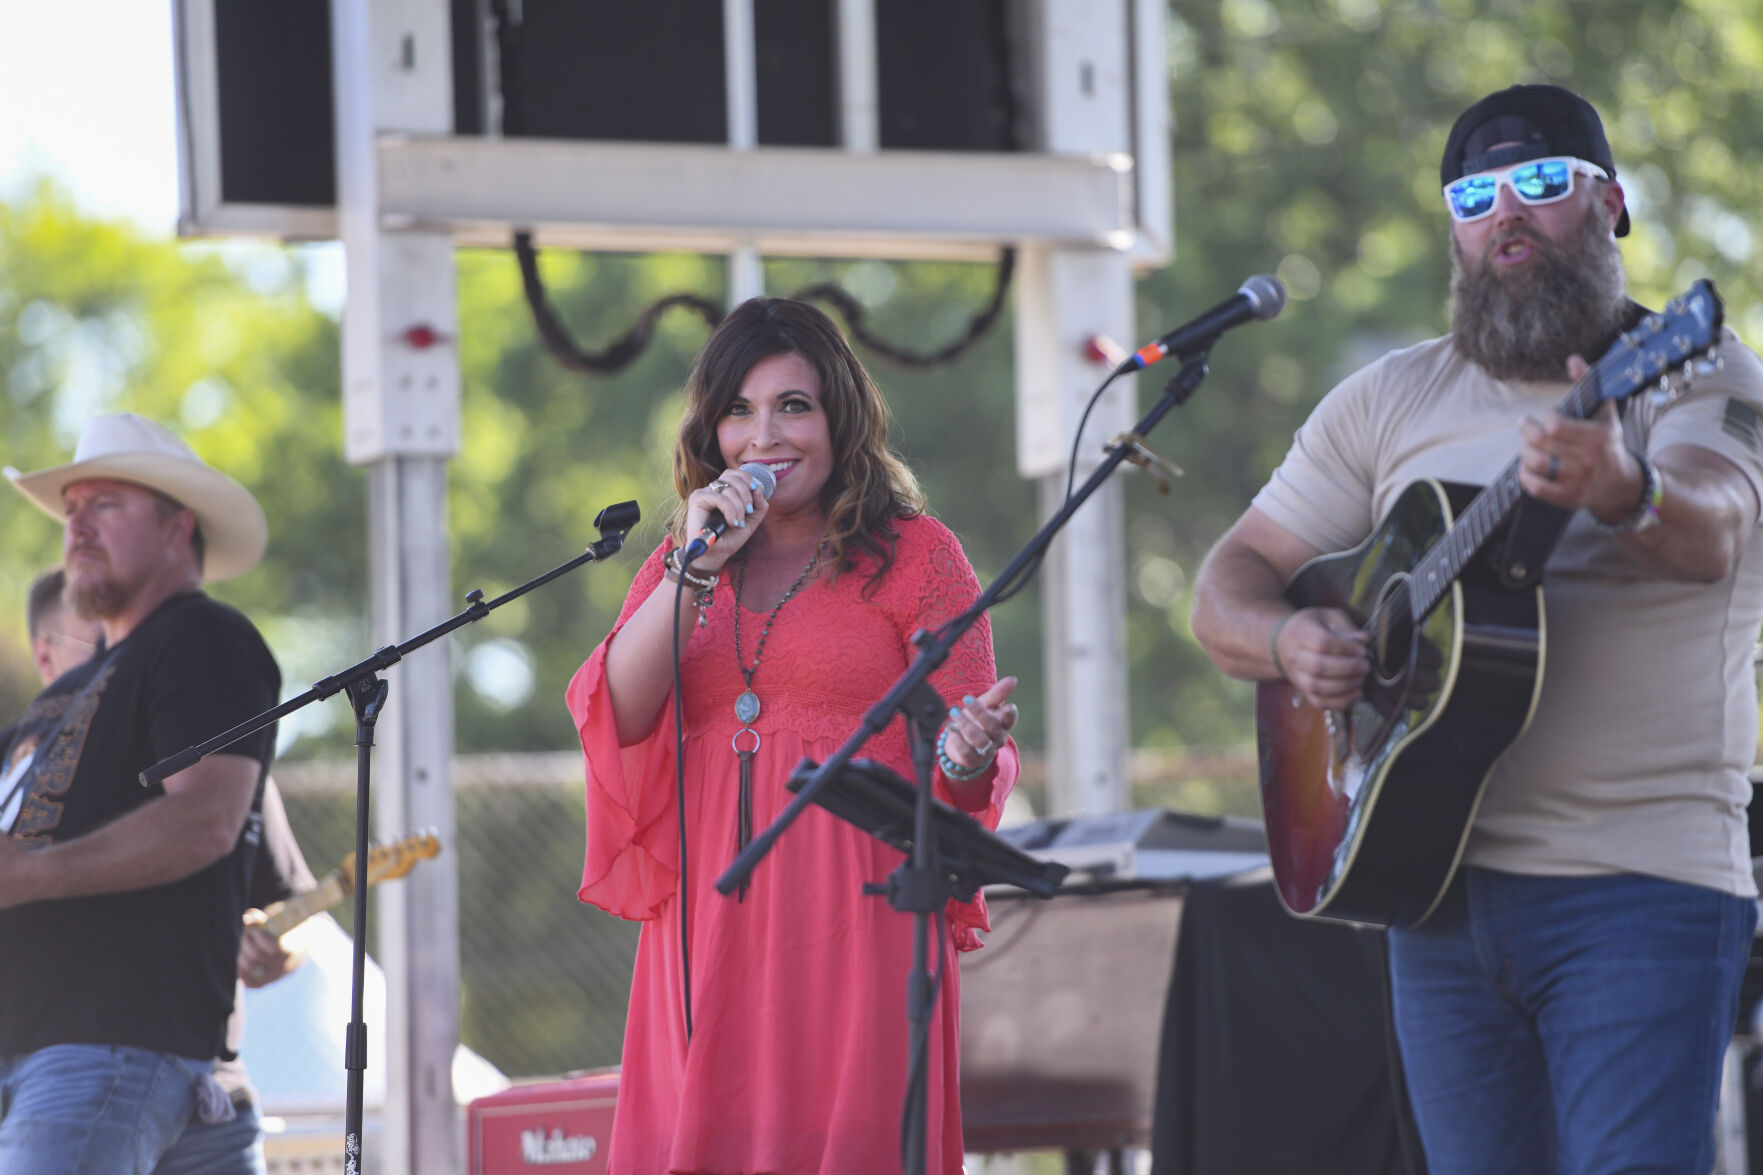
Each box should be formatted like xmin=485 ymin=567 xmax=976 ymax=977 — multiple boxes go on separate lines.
xmin=1369 ymin=576 xmax=1417 ymax=688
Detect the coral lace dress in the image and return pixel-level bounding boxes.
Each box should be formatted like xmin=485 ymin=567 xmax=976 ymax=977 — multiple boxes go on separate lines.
xmin=567 ymin=515 xmax=1016 ymax=1174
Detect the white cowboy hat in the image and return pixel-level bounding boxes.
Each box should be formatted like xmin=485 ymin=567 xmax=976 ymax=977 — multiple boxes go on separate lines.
xmin=5 ymin=413 xmax=267 ymax=582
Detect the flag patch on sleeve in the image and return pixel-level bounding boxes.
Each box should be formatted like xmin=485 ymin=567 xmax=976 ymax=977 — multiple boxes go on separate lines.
xmin=1722 ymin=398 xmax=1763 ymax=456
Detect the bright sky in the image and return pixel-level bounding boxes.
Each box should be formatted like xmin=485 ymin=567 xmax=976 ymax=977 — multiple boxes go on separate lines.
xmin=0 ymin=1 xmax=182 ymax=234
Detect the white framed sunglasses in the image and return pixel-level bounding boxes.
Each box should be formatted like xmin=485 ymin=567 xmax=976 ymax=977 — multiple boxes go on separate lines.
xmin=1442 ymin=155 xmax=1610 ymax=223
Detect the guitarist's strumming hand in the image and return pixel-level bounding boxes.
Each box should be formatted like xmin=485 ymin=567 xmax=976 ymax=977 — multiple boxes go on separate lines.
xmin=1270 ymin=606 xmax=1371 ymax=712
xmin=1516 ymin=355 xmax=1648 ymax=519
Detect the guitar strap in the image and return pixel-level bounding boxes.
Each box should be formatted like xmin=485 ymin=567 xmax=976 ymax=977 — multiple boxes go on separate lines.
xmin=1490 ymin=307 xmax=1650 ymax=592
xmin=1491 ymin=498 xmax=1572 ymax=590
xmin=0 ymin=644 xmax=119 ymax=835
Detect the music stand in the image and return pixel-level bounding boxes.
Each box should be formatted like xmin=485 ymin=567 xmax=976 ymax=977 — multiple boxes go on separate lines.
xmin=786 ymin=757 xmax=1068 ymax=902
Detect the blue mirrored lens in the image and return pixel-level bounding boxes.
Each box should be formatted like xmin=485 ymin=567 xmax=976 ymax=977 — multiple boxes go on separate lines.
xmin=1447 ymin=177 xmax=1497 ymax=219
xmin=1511 ymin=159 xmax=1573 ymax=201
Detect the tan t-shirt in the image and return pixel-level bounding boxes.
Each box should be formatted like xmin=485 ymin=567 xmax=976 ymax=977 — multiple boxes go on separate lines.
xmin=1254 ymin=328 xmax=1763 ymax=897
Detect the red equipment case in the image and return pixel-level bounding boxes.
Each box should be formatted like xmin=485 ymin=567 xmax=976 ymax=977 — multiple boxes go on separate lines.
xmin=467 ymin=1068 xmax=619 ymax=1174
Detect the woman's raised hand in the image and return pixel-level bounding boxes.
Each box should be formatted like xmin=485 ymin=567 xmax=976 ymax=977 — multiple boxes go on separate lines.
xmin=683 ymin=467 xmax=772 ymax=571
xmin=943 ymin=676 xmax=1019 ymax=771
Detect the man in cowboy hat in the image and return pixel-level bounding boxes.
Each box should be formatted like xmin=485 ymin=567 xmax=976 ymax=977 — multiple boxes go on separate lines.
xmin=1190 ymin=84 xmax=1763 ymax=1170
xmin=0 ymin=413 xmax=282 ymax=1175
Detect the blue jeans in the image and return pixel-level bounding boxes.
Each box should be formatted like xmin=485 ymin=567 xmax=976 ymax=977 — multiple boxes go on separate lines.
xmin=152 ymin=1098 xmax=265 ymax=1175
xmin=1388 ymin=867 xmax=1756 ymax=1175
xmin=0 ymin=1044 xmax=210 ymax=1175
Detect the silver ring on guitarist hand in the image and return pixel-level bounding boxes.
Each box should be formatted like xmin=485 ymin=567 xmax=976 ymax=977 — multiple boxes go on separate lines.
xmin=972 ymin=736 xmax=995 ymax=757
xmin=1545 ymin=453 xmax=1560 ymax=482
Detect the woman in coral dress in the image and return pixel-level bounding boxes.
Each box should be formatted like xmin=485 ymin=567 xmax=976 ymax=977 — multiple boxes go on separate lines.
xmin=567 ymin=297 xmax=1018 ymax=1174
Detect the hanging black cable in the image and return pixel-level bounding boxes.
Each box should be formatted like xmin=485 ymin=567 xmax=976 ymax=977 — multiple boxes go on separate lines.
xmin=488 ymin=1 xmax=1016 ymax=376
xmin=514 ymin=236 xmax=725 ymax=374
xmin=787 ymin=249 xmax=1015 ymax=369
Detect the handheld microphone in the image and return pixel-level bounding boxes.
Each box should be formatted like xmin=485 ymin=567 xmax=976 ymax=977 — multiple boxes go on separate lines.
xmin=1120 ymin=275 xmax=1287 ymax=372
xmin=680 ymin=461 xmax=778 ymax=563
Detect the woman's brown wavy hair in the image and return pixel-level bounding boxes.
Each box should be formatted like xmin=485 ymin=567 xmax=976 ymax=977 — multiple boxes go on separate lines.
xmin=668 ymin=297 xmax=924 ymax=583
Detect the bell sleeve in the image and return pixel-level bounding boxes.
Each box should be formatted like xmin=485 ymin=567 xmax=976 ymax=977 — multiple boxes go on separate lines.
xmin=565 ymin=542 xmax=684 ymax=922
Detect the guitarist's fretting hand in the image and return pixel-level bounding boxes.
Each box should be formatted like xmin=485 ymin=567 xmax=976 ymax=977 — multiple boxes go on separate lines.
xmin=238 ymin=907 xmax=304 ymax=988
xmin=1271 ymin=606 xmax=1371 ymax=712
xmin=1516 ymin=355 xmax=1647 ymax=519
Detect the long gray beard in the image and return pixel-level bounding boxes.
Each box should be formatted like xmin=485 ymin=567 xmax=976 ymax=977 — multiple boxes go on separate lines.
xmin=1449 ymin=208 xmax=1629 ymax=382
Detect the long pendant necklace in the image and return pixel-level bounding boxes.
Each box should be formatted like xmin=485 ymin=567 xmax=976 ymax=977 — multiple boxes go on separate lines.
xmin=729 ymin=541 xmax=824 ymax=899
xmin=732 ymin=542 xmax=824 ymax=726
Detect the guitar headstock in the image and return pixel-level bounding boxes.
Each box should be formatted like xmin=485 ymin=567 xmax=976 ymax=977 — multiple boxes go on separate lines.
xmin=339 ymin=829 xmax=442 ymax=890
xmin=1592 ymin=278 xmax=1724 ymax=410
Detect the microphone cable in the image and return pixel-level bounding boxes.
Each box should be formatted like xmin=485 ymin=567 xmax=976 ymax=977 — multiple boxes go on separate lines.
xmin=669 ymin=554 xmax=695 ymax=1041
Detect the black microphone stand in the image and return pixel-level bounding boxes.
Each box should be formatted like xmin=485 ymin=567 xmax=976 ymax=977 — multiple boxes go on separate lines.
xmin=717 ymin=351 xmax=1215 ymax=1174
xmin=140 ymin=500 xmax=641 ymax=1175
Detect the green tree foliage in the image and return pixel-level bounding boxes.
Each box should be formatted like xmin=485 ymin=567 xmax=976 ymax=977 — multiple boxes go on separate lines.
xmin=0 ymin=180 xmax=364 ymax=741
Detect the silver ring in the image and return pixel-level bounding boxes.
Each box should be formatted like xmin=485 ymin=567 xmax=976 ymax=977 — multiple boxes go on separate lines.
xmin=1545 ymin=453 xmax=1560 ymax=482
xmin=706 ymin=479 xmax=730 ymax=492
xmin=973 ymin=737 xmax=995 ymax=757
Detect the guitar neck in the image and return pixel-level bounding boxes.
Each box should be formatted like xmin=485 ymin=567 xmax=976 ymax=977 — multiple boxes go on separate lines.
xmin=258 ymin=872 xmax=348 ymax=938
xmin=1407 ymin=361 xmax=1615 ymax=621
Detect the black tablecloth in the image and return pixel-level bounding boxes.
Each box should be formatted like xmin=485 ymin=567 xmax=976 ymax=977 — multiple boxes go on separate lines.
xmin=1151 ymin=879 xmax=1428 ymax=1175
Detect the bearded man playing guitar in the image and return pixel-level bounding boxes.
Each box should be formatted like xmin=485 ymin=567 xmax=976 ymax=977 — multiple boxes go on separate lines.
xmin=1191 ymin=83 xmax=1763 ymax=1174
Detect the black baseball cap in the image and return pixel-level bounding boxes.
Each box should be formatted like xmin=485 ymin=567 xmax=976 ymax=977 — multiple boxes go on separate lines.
xmin=1440 ymin=84 xmax=1629 ymax=237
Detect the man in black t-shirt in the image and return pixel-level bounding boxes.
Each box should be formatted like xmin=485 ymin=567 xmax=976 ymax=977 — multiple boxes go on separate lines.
xmin=9 ymin=561 xmax=317 ymax=1175
xmin=0 ymin=414 xmax=280 ymax=1175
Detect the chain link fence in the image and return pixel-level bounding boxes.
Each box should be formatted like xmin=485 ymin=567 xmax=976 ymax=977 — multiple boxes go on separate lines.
xmin=273 ymin=753 xmax=639 ymax=1080
xmin=266 ymin=747 xmax=1256 ymax=1084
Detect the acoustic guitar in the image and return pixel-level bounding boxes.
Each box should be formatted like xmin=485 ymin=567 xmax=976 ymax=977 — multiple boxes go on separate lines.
xmin=1256 ymin=279 xmax=1725 ymax=928
xmin=253 ymin=830 xmax=441 ymax=938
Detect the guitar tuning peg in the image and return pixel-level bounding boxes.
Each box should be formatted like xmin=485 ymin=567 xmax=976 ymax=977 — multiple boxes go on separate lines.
xmin=1693 ymin=348 xmax=1723 ymax=376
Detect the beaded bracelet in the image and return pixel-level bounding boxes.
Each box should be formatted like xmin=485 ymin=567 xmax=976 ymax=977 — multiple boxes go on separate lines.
xmin=664 ymin=548 xmax=719 ymax=588
xmin=1589 ymin=451 xmax=1663 ymax=535
xmin=936 ymin=723 xmax=994 ymax=781
xmin=663 ymin=549 xmax=719 ymax=624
